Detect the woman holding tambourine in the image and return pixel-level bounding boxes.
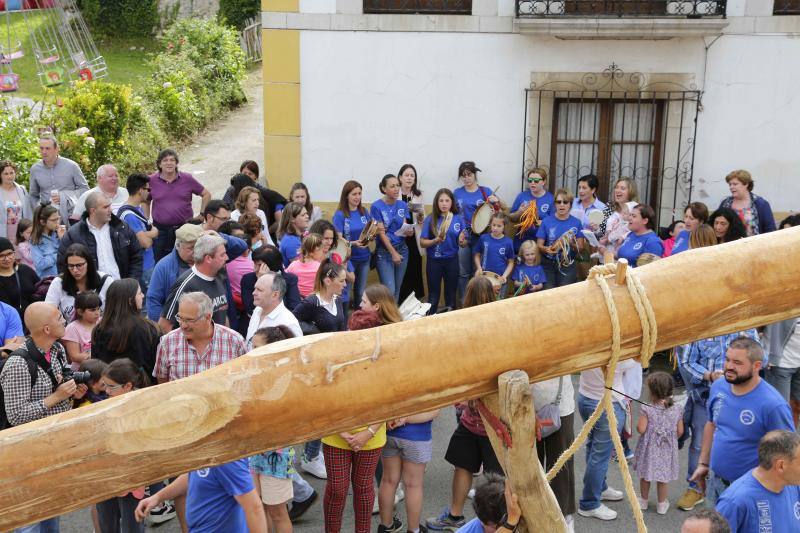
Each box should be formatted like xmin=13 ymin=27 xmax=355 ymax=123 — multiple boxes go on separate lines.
xmin=536 ymin=188 xmax=585 ymax=289
xmin=452 ymin=161 xmax=506 ymax=306
xmin=398 ymin=163 xmax=426 ymax=304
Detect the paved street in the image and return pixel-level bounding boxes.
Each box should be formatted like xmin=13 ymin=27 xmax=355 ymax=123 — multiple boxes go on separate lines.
xmin=59 ymin=378 xmax=693 ymax=532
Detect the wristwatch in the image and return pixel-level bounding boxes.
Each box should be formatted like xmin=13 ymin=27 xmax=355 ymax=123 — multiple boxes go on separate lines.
xmin=499 ymin=514 xmax=519 ymax=532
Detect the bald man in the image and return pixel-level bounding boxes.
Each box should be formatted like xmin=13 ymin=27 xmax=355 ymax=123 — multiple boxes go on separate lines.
xmin=72 ymin=164 xmax=129 ymax=217
xmin=0 ymin=302 xmax=84 ymax=428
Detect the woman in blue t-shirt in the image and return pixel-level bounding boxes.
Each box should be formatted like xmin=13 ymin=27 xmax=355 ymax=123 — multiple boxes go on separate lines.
xmin=370 ymin=174 xmax=409 ymax=301
xmin=509 ymin=167 xmax=554 ymax=253
xmin=420 ymin=188 xmax=467 ymax=314
xmin=452 ymin=161 xmax=505 ymax=305
xmin=616 ymin=204 xmax=664 ymax=267
xmin=333 ymin=180 xmax=373 ymax=308
xmin=276 ymin=202 xmax=310 ymax=267
xmin=536 ymin=188 xmax=584 ymax=289
xmin=668 ymin=202 xmax=709 ymax=256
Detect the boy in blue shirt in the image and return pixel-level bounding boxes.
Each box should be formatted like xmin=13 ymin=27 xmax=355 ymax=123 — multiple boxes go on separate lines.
xmin=716 ymin=430 xmax=800 ymax=533
xmin=452 ymin=473 xmax=521 ymax=533
xmin=135 ymin=459 xmax=266 ymax=533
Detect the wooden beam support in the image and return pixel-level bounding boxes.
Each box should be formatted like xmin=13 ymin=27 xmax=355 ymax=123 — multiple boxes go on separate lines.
xmin=1 ymin=228 xmax=800 ymax=529
xmin=479 ymin=370 xmax=567 ymax=533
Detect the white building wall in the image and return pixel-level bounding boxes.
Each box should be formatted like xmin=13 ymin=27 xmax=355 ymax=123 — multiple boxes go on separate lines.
xmin=294 ymin=12 xmax=800 ymax=216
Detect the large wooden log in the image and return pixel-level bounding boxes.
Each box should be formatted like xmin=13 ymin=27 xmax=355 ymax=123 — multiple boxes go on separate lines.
xmin=2 ymin=228 xmax=800 ymax=529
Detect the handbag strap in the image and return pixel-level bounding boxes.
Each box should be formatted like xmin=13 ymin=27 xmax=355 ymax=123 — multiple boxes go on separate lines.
xmin=554 ymin=375 xmax=564 ymax=406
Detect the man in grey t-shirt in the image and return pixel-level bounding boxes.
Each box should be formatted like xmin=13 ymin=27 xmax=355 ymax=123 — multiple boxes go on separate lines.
xmin=28 ymin=134 xmax=89 ymax=223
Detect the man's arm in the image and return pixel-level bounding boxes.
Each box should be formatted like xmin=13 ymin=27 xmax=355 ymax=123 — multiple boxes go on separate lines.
xmin=71 ymin=165 xmax=89 ymax=197
xmin=684 ymin=342 xmax=710 ymax=385
xmin=157 ymin=317 xmax=173 ymax=333
xmin=689 ymin=420 xmax=716 ymax=493
xmin=125 ymin=226 xmax=144 ymax=280
xmin=199 ymin=188 xmax=211 ymax=214
xmin=234 ymin=489 xmax=267 ymax=533
xmin=1 ymin=359 xmax=75 ymax=426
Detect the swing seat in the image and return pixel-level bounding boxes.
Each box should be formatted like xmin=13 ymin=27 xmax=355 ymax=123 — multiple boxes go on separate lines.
xmin=43 ymin=67 xmax=63 ymax=86
xmin=0 ymin=73 xmax=19 ymax=92
xmin=39 ymin=55 xmax=59 ymax=64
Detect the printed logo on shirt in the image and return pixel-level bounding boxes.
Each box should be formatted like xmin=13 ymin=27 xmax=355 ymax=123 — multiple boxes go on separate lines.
xmin=633 ymin=242 xmax=643 ymax=250
xmin=548 ymin=228 xmax=557 ymax=240
xmin=541 ymin=203 xmax=550 ymax=213
xmin=197 ymin=468 xmax=210 ymax=478
xmin=756 ymin=500 xmax=772 ymax=531
xmin=397 ymin=208 xmax=405 ymax=218
xmin=794 ymin=501 xmax=800 ymax=520
xmin=361 ymin=216 xmax=368 ymax=224
xmin=739 ymin=409 xmax=756 ymax=425
xmin=453 ymin=222 xmax=461 ymax=233
xmin=499 ymin=247 xmax=507 ymax=256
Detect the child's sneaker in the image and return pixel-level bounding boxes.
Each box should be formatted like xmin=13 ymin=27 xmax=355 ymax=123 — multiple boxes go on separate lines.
xmin=657 ymin=500 xmax=670 ymax=515
xmin=425 ymin=508 xmax=466 ymax=531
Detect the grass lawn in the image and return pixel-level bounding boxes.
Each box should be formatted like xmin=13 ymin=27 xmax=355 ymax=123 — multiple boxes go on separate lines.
xmin=0 ymin=10 xmax=156 ymax=99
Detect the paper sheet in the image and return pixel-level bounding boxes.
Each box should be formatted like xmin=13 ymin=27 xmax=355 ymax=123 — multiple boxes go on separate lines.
xmin=581 ymin=229 xmax=600 ymax=248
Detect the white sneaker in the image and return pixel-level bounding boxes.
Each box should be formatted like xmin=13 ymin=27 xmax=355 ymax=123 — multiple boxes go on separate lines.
xmin=301 ymin=454 xmax=327 ymax=479
xmin=467 ymin=488 xmax=476 ymax=499
xmin=601 ymin=487 xmax=624 ymax=501
xmin=578 ymin=504 xmax=618 ymax=521
xmin=638 ymin=496 xmax=648 ymax=510
xmin=657 ymin=500 xmax=670 ymax=515
xmin=394 ymin=483 xmax=405 ymax=505
xmin=565 ymin=514 xmax=575 ymax=533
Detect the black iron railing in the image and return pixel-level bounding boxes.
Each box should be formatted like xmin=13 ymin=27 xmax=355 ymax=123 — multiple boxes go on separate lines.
xmin=516 ymin=0 xmax=726 ymax=17
xmin=774 ymin=0 xmax=800 ymax=14
xmin=363 ymin=0 xmax=471 ymax=14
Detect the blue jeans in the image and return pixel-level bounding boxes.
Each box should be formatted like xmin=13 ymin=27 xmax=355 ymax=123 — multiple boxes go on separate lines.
xmin=96 ymin=495 xmax=144 ymax=533
xmin=705 ymin=473 xmax=730 ymax=507
xmin=376 ymin=241 xmax=409 ymax=301
xmin=426 ymin=255 xmax=459 ymax=314
xmin=578 ymin=394 xmax=626 ymax=511
xmin=457 ymin=240 xmax=476 ymax=305
xmin=684 ymin=394 xmax=708 ymax=491
xmin=543 ymin=257 xmax=577 ymax=289
xmin=304 ymin=439 xmax=321 ymax=461
xmin=291 ymin=471 xmax=315 ymax=503
xmin=15 ymin=518 xmax=59 ymax=533
xmin=351 ymin=258 xmax=370 ymax=309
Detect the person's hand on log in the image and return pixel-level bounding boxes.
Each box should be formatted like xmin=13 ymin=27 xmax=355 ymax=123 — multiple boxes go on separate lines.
xmin=135 ymin=494 xmax=162 ymax=522
xmin=689 ymin=464 xmax=709 ymax=494
xmin=388 ymin=417 xmax=407 ymax=430
xmin=503 ymin=480 xmax=522 ymax=528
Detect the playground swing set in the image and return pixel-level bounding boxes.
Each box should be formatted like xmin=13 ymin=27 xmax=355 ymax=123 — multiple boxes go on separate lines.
xmin=0 ymin=0 xmax=106 ymax=92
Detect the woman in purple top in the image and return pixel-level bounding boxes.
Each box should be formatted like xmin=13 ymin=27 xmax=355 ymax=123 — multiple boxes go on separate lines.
xmin=149 ymin=149 xmax=211 ymax=262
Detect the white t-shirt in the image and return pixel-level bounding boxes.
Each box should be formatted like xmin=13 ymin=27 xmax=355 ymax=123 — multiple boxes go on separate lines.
xmin=781 ymin=324 xmax=800 ymax=368
xmin=531 ymin=375 xmax=575 ymax=417
xmin=579 ymin=359 xmax=639 ymax=405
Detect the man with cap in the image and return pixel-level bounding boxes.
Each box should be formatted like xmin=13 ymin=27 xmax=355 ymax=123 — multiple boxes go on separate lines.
xmin=145 ymin=223 xmax=247 ymax=322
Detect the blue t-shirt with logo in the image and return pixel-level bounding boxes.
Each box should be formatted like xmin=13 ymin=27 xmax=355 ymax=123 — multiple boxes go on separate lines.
xmin=535 ymin=215 xmax=584 ymax=261
xmin=671 ymin=229 xmax=690 ymax=255
xmin=454 ymin=185 xmax=493 ymax=231
xmin=279 ymin=234 xmax=302 ymax=267
xmin=388 ymin=420 xmax=433 ymax=441
xmin=370 ymin=198 xmax=408 ymax=249
xmin=455 ymin=517 xmax=484 ymax=533
xmin=185 ymin=459 xmax=253 ymax=533
xmin=512 ymin=263 xmax=546 ymax=289
xmin=617 ymin=231 xmax=664 ymax=267
xmin=118 ymin=206 xmax=155 ymax=272
xmin=477 ymin=234 xmax=514 ymax=275
xmin=511 ymin=190 xmax=554 ymax=251
xmin=333 ymin=209 xmax=372 ymax=263
xmin=707 ymin=379 xmax=795 ymax=482
xmin=422 ymin=213 xmax=465 ymax=260
xmin=716 ymin=471 xmax=800 ymax=533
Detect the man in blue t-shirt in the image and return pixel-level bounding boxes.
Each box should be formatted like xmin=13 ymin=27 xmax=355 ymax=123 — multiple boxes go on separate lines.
xmin=0 ymin=301 xmax=24 ymax=353
xmin=117 ymin=173 xmax=158 ymax=292
xmin=690 ymin=337 xmax=795 ymax=505
xmin=135 ymin=459 xmax=266 ymax=533
xmin=716 ymin=430 xmax=800 ymax=533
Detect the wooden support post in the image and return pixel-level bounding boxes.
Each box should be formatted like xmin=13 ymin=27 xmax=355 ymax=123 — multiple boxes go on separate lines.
xmin=479 ymin=370 xmax=567 ymax=533
xmin=603 ymin=250 xmax=615 ymax=265
xmin=615 ymin=258 xmax=628 ymax=285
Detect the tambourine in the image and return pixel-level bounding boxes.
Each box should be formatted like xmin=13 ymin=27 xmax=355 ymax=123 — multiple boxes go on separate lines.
xmin=588 ymin=209 xmax=604 ymax=228
xmin=332 ymin=238 xmax=351 ymax=263
xmin=437 ymin=212 xmax=453 ymax=241
xmin=471 ymin=202 xmax=494 ymax=235
xmin=359 ymin=219 xmax=377 ymax=242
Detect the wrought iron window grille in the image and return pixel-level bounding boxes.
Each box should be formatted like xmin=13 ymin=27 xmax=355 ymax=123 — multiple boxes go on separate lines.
xmin=521 ymin=64 xmax=702 ymax=227
xmin=516 ymin=0 xmax=727 ymax=17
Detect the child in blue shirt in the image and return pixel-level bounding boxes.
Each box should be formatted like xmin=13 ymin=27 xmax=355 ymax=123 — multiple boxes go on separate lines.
xmin=474 ymin=213 xmax=514 ymax=299
xmin=421 ymin=188 xmax=467 ymax=314
xmin=512 ymin=240 xmax=545 ymax=295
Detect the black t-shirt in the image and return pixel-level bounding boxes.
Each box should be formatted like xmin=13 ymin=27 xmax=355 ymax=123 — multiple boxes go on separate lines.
xmin=0 ymin=265 xmax=39 ymax=322
xmin=161 ymin=267 xmax=229 ymax=327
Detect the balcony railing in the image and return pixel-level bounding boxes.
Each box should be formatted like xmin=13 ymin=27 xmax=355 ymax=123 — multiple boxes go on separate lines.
xmin=516 ymin=0 xmax=726 ymax=17
xmin=774 ymin=0 xmax=800 ymax=14
xmin=363 ymin=0 xmax=472 ymax=14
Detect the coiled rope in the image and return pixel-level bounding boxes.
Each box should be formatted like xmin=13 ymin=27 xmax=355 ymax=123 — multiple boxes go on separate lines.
xmin=545 ymin=261 xmax=658 ymax=533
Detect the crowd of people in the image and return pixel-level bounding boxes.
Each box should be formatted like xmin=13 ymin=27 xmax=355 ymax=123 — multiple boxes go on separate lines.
xmin=0 ymin=134 xmax=797 ymax=533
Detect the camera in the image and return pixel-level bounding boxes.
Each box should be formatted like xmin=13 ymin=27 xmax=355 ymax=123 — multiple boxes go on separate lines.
xmin=63 ymin=369 xmax=93 ymax=385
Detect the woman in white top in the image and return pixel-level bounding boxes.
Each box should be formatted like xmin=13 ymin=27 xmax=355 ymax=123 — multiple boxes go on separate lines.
xmin=289 ymin=182 xmax=323 ymax=223
xmin=231 ymin=186 xmax=274 ymax=246
xmin=45 ymin=243 xmax=114 ymax=322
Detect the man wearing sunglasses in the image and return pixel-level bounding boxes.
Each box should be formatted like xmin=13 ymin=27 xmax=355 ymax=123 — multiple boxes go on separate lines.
xmin=118 ymin=173 xmax=158 ymax=293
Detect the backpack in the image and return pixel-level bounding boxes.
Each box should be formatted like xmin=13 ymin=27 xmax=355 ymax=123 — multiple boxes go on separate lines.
xmin=31 ymin=276 xmax=55 ymax=302
xmin=0 ymin=349 xmax=39 ymax=429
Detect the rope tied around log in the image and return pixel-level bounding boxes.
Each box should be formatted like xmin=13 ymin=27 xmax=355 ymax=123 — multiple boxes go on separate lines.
xmin=545 ymin=261 xmax=658 ymax=533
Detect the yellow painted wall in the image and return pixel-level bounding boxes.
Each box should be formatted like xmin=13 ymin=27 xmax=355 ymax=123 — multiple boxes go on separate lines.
xmin=262 ymin=0 xmax=301 ymax=195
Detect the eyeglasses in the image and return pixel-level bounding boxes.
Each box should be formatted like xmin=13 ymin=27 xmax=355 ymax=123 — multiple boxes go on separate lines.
xmin=554 ymin=200 xmax=571 ymax=205
xmin=67 ymin=262 xmax=87 ymax=270
xmin=176 ymin=314 xmax=205 ymax=324
xmin=211 ymin=214 xmax=231 ymax=223
xmin=0 ymin=252 xmax=15 ymax=260
xmin=101 ymin=381 xmax=123 ymax=392
xmin=142 ymin=187 xmax=151 ymax=191
xmin=527 ymin=177 xmax=545 ymax=183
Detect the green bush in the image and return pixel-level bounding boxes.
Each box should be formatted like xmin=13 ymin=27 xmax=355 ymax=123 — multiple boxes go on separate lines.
xmin=145 ymin=52 xmax=205 ymax=139
xmin=0 ymin=104 xmax=42 ymax=189
xmin=80 ymin=0 xmax=158 ymax=37
xmin=218 ymin=0 xmax=260 ymax=30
